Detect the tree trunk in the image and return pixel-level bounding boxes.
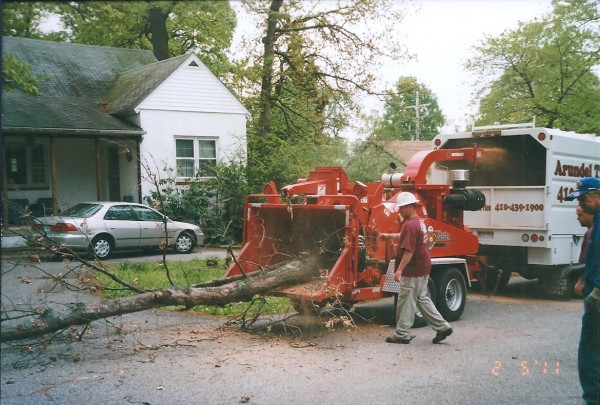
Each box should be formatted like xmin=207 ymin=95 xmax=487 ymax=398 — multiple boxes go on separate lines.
xmin=148 ymin=7 xmax=170 ymax=61
xmin=0 ymin=257 xmax=320 ymax=342
xmin=258 ymin=0 xmax=283 ymax=137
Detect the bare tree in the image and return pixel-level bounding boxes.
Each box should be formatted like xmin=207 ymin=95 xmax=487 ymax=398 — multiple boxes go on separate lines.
xmin=1 ymin=256 xmax=321 ymax=342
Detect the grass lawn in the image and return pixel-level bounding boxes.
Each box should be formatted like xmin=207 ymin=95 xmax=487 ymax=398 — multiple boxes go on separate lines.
xmin=99 ymin=259 xmax=294 ymax=316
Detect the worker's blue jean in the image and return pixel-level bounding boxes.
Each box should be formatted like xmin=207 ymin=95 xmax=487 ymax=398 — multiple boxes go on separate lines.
xmin=579 ymin=306 xmax=600 ymax=405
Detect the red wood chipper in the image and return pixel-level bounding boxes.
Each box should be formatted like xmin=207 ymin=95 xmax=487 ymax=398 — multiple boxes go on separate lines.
xmin=224 ymin=146 xmax=497 ymax=321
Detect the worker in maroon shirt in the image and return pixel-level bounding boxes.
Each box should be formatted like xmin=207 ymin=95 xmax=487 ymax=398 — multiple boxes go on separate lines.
xmin=381 ymin=192 xmax=453 ymax=344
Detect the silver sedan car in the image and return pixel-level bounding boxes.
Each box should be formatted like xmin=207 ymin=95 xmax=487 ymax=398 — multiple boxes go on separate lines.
xmin=31 ymin=202 xmax=204 ymax=259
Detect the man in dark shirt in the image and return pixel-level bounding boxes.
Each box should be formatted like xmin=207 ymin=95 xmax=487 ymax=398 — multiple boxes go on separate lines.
xmin=382 ymin=192 xmax=453 ymax=345
xmin=566 ymin=177 xmax=600 ymax=405
xmin=575 ymin=205 xmax=594 ymax=296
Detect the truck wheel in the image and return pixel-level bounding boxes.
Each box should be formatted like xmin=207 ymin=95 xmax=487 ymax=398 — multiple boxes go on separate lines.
xmin=433 ymin=267 xmax=466 ymax=322
xmin=497 ymin=268 xmax=513 ymax=290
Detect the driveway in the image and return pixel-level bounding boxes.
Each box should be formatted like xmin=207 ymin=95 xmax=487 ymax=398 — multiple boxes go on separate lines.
xmin=0 ymin=252 xmax=585 ymax=404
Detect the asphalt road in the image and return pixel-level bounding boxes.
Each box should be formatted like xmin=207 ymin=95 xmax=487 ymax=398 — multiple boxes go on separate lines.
xmin=0 ymin=249 xmax=586 ymax=405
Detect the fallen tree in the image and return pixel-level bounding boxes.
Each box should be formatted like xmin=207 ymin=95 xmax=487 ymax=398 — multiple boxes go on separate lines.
xmin=1 ymin=257 xmax=321 ymax=343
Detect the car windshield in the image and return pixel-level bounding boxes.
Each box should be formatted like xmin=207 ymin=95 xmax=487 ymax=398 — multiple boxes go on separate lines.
xmin=59 ymin=203 xmax=103 ymax=218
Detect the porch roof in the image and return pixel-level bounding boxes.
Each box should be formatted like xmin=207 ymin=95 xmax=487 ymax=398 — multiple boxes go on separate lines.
xmin=2 ymin=37 xmax=157 ymax=136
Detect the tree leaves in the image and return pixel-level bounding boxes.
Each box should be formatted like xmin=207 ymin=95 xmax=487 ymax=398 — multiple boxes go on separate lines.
xmin=374 ymin=76 xmax=445 ymax=141
xmin=2 ymin=55 xmax=49 ymax=96
xmin=467 ymin=0 xmax=600 ymax=133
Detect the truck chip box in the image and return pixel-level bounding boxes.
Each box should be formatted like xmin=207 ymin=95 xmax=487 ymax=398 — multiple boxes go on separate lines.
xmin=431 ymin=124 xmax=600 ymax=298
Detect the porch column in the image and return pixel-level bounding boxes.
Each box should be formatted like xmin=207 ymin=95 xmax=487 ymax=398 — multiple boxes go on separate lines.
xmin=136 ymin=140 xmax=142 ymax=203
xmin=49 ymin=136 xmax=58 ymax=214
xmin=95 ymin=138 xmax=102 ymax=200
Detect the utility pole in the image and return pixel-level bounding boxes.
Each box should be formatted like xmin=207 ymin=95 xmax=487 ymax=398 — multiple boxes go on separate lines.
xmin=407 ymin=90 xmax=430 ymax=140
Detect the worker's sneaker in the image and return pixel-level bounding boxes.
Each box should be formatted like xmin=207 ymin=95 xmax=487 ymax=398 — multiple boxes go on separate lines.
xmin=386 ymin=335 xmax=413 ymax=344
xmin=432 ymin=327 xmax=453 ymax=344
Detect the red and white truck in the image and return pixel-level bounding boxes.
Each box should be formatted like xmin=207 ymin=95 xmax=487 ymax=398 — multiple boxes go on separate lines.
xmin=431 ymin=123 xmax=600 ymax=298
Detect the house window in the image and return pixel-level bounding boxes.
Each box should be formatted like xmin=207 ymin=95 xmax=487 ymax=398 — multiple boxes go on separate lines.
xmin=175 ymin=138 xmax=217 ymax=178
xmin=5 ymin=141 xmax=49 ymax=189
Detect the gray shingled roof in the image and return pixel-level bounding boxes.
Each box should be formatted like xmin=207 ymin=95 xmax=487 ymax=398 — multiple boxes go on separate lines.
xmin=2 ymin=37 xmax=158 ymax=136
xmin=384 ymin=140 xmax=432 ymax=166
xmin=106 ymin=53 xmax=189 ymax=115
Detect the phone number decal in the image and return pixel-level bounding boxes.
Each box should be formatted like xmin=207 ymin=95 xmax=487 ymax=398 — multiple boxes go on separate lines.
xmin=495 ymin=203 xmax=544 ymax=212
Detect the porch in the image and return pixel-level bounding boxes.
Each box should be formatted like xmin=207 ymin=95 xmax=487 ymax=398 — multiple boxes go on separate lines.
xmin=3 ymin=130 xmax=143 ymax=226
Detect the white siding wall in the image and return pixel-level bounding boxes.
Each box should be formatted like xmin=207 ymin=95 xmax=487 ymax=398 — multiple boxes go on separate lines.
xmin=137 ymin=59 xmax=248 ymax=115
xmin=138 ymin=109 xmax=247 ymax=198
xmin=55 ymin=139 xmax=98 ymax=208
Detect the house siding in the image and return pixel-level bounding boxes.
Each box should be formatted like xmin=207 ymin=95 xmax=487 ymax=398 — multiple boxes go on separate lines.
xmin=54 ymin=139 xmax=100 ymax=207
xmin=137 ymin=61 xmax=248 ymax=115
xmin=138 ymin=109 xmax=247 ymax=198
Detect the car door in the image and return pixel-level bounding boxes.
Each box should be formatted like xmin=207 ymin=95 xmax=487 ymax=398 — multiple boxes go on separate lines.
xmin=103 ymin=205 xmax=141 ymax=248
xmin=130 ymin=205 xmax=169 ymax=248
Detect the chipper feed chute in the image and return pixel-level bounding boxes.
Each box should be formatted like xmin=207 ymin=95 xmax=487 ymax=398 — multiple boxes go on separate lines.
xmin=224 ymin=196 xmax=361 ymax=306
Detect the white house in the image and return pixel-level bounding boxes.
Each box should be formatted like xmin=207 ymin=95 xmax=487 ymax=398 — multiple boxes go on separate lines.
xmin=2 ymin=37 xmax=248 ymax=225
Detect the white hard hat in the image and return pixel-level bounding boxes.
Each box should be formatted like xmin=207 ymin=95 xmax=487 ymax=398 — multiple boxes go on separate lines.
xmin=395 ymin=192 xmax=419 ymax=207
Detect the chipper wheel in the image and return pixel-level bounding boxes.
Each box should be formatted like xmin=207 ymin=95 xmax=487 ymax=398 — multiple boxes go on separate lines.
xmin=432 ymin=267 xmax=467 ymax=322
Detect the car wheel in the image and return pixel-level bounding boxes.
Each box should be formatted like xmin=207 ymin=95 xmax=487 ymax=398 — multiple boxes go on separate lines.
xmin=175 ymin=232 xmax=195 ymax=254
xmin=91 ymin=235 xmax=112 ymax=260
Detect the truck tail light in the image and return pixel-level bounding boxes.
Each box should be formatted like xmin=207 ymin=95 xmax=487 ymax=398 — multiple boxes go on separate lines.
xmin=51 ymin=223 xmax=77 ymax=232
xmin=434 ymin=139 xmax=441 ymax=147
xmin=522 ymin=234 xmax=530 ymax=242
xmin=538 ymin=132 xmax=546 ymax=141
xmin=531 ymin=234 xmax=539 ymax=242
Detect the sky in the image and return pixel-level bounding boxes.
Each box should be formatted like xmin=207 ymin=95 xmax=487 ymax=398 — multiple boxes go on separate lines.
xmin=383 ymin=0 xmax=554 ymax=135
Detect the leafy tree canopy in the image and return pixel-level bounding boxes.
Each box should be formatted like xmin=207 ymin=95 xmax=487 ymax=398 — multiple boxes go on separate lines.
xmin=467 ymin=0 xmax=600 ymax=133
xmin=374 ymin=76 xmax=445 ymax=141
xmin=3 ymin=1 xmax=237 ymax=75
xmin=238 ymin=0 xmax=409 ymax=190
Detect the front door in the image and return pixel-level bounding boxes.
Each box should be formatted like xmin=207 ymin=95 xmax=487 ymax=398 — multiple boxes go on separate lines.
xmin=107 ymin=145 xmax=121 ymax=201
